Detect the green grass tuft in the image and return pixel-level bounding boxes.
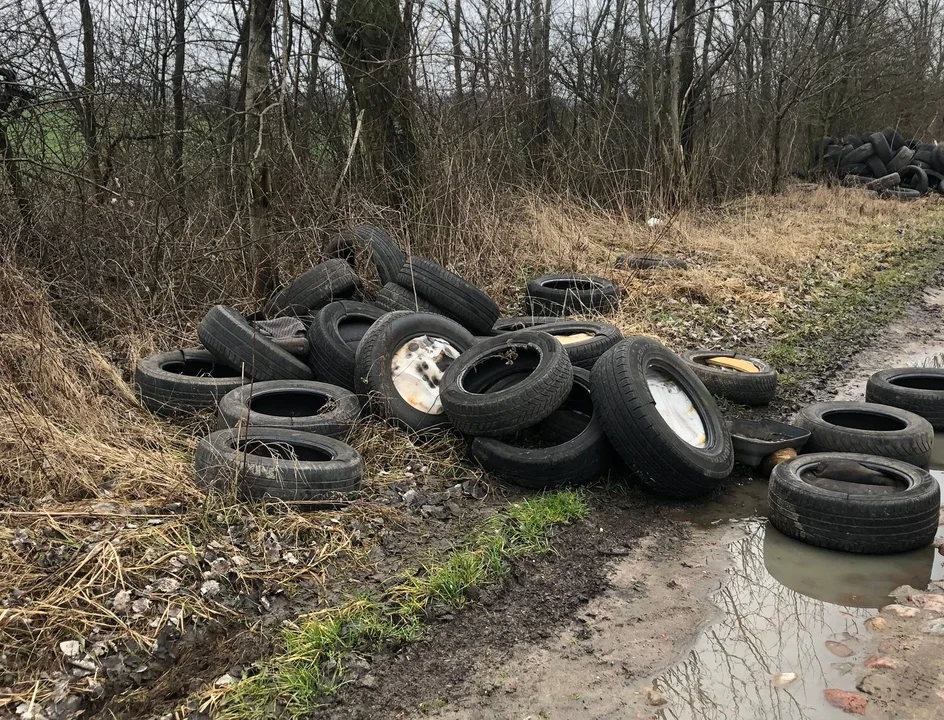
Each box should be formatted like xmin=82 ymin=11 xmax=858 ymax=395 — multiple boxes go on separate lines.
xmin=217 ymin=490 xmax=589 ymax=719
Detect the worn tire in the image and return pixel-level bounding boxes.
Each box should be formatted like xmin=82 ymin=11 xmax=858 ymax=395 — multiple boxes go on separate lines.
xmin=195 ymin=427 xmax=363 ymax=504
xmin=866 ymin=368 xmax=944 ymax=430
xmin=887 ymin=146 xmax=915 ymax=174
xmin=469 ymin=368 xmax=612 ymax=488
xmin=768 ymin=453 xmax=940 ymax=554
xmin=533 ymin=320 xmax=623 ymax=369
xmin=839 ymin=143 xmax=874 ymax=168
xmin=374 ymin=282 xmax=445 ymax=315
xmin=354 ymin=311 xmax=476 ymax=431
xmin=325 ymin=224 xmax=405 ymax=286
xmin=883 ymin=128 xmax=908 ymax=152
xmin=216 ymin=380 xmax=360 ymax=438
xmin=793 ymin=401 xmax=933 ymax=468
xmin=198 ymin=305 xmax=314 ymax=382
xmin=681 ymin=350 xmax=778 ymax=406
xmin=524 ymin=273 xmax=619 ymax=316
xmin=900 ymin=165 xmax=929 ymax=194
xmin=266 ymin=258 xmax=359 ymax=317
xmin=396 ymin=258 xmax=500 ymax=334
xmin=135 ymin=348 xmax=247 ymax=416
xmin=866 ymin=155 xmax=888 ymax=178
xmin=869 ymin=132 xmax=893 ymax=164
xmin=838 ymin=162 xmax=867 ymax=179
xmin=440 ymin=331 xmax=573 ymax=437
xmin=307 ymin=301 xmax=384 ymax=390
xmin=590 ymin=337 xmax=733 ymax=498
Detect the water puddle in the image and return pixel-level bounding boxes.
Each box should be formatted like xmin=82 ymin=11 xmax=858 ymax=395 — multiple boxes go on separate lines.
xmin=654 ymin=446 xmax=944 ymax=719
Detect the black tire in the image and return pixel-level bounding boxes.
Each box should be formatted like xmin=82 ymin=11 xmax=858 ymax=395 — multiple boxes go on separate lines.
xmin=354 ymin=311 xmax=476 ymax=431
xmin=914 ymin=146 xmax=934 ymax=165
xmin=866 ymin=172 xmax=901 ymax=191
xmin=590 ymin=337 xmax=734 ymax=499
xmin=533 ymin=320 xmax=623 ymax=369
xmin=469 ymin=368 xmax=612 ymax=488
xmin=883 ymin=127 xmax=908 ymax=152
xmin=492 ymin=316 xmax=567 ymax=332
xmin=866 ymin=368 xmax=944 ymax=430
xmin=900 ymin=165 xmax=929 ymax=194
xmin=869 ymin=132 xmax=893 ymax=164
xmin=325 ymin=224 xmax=406 ymax=287
xmin=793 ymin=401 xmax=933 ymax=468
xmin=374 ymin=282 xmax=445 ymax=315
xmin=768 ymin=453 xmax=940 ymax=554
xmin=614 ymin=254 xmax=689 ymax=271
xmin=681 ymin=350 xmax=778 ymax=406
xmin=396 ymin=258 xmax=500 ymax=334
xmin=266 ymin=258 xmax=359 ymax=317
xmin=837 ymin=162 xmax=867 ymax=179
xmin=932 ymin=145 xmax=944 ymax=174
xmin=866 ymin=155 xmax=888 ymax=178
xmin=194 ymin=427 xmax=363 ymax=504
xmin=839 ymin=142 xmax=874 ymax=168
xmin=307 ymin=301 xmax=385 ymax=390
xmin=440 ymin=331 xmax=573 ymax=437
xmin=883 ymin=188 xmax=921 ymax=201
xmin=198 ymin=305 xmax=314 ymax=382
xmin=135 ymin=348 xmax=248 ymax=416
xmin=887 ymin=146 xmax=915 ymax=174
xmin=216 ymin=380 xmax=360 ymax=438
xmin=524 ymin=273 xmax=619 ymax=316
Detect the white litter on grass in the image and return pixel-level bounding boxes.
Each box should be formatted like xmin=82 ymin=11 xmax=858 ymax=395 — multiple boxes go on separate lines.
xmin=59 ymin=640 xmax=81 ymax=658
xmin=646 ymin=217 xmax=665 ymax=228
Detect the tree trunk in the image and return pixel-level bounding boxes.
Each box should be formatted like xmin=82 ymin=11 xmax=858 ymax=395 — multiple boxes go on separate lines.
xmin=171 ymin=0 xmax=186 ymax=206
xmin=334 ymin=0 xmax=424 ymax=206
xmin=677 ymin=0 xmax=697 ymax=159
xmin=529 ymin=0 xmax=553 ymax=169
xmin=244 ymin=0 xmax=279 ymax=298
xmin=78 ymin=0 xmax=101 ymax=189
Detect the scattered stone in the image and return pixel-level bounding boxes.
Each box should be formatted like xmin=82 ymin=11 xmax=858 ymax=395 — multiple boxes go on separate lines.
xmin=152 ymin=577 xmax=181 ymax=594
xmin=131 ymin=597 xmax=152 ymax=615
xmin=824 ymin=689 xmax=868 ymax=715
xmin=825 ymin=640 xmax=854 ymax=657
xmin=401 ymin=489 xmax=422 ymax=506
xmin=865 ymin=616 xmax=887 ymax=632
xmin=111 ymin=589 xmax=132 ymax=614
xmin=921 ymin=618 xmax=944 ymax=636
xmin=645 ymin=685 xmax=667 ymax=707
xmin=771 ymin=672 xmax=798 ymax=688
xmin=200 ymin=580 xmax=221 ymax=597
xmin=58 ymin=641 xmax=81 ymax=658
xmin=358 ymin=674 xmax=378 ymax=689
xmin=910 ymin=593 xmax=944 ymax=614
xmin=881 ymin=603 xmax=919 ymax=618
xmin=214 ymin=674 xmax=237 ymax=687
xmin=864 ymin=655 xmax=901 ymax=670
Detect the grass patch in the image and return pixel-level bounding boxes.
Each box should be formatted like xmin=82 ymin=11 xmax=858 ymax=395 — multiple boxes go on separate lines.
xmin=760 ymin=222 xmax=944 ymax=383
xmin=214 ymin=490 xmax=590 ymax=719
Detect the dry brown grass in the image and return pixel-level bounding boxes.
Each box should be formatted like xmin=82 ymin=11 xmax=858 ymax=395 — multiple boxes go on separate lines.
xmin=0 ymin=185 xmax=939 ymax=714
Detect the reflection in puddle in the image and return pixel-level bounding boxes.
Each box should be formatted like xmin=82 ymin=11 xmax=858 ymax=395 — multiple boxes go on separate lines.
xmin=656 ymin=520 xmax=944 ymax=719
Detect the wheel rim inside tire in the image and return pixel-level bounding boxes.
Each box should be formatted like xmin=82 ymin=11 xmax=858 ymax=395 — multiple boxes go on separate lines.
xmin=248 ymin=391 xmax=333 ymax=418
xmin=163 ymin=358 xmax=242 ymax=378
xmin=646 ymin=367 xmax=707 ymax=448
xmin=821 ymin=410 xmax=907 ymax=432
xmin=236 ymin=439 xmax=332 ymax=462
xmin=391 ymin=335 xmax=461 ymax=413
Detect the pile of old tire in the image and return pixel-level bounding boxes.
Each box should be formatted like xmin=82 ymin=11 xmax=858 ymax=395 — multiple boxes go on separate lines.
xmin=811 ymin=129 xmax=944 ymax=199
xmin=439 ymin=333 xmax=734 ymax=496
xmin=765 ymin=394 xmax=940 ymax=554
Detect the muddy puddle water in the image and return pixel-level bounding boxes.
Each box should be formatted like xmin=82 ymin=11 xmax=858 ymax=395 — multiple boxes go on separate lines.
xmin=656 ymin=460 xmax=944 ymax=718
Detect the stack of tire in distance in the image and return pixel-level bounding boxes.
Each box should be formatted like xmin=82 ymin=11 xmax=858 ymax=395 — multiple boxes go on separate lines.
xmin=134 ymin=224 xmax=742 ymax=505
xmin=812 ymin=128 xmax=944 ymax=199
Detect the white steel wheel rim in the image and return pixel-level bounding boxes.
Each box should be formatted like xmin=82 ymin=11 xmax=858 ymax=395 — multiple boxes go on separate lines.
xmin=646 ymin=367 xmax=708 ymax=448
